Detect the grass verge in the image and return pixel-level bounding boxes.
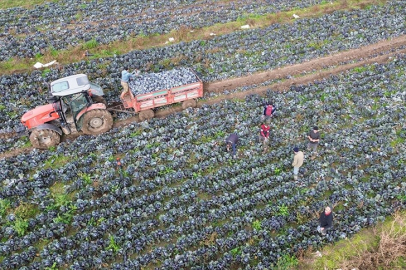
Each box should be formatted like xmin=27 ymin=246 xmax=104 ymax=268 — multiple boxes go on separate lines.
xmin=0 ymin=0 xmax=59 ymax=9
xmin=299 ymin=211 xmax=406 ymax=269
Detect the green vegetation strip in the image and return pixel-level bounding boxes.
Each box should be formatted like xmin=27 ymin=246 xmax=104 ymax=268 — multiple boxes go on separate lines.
xmin=0 ymin=0 xmax=387 ymax=75
xmin=0 ymin=0 xmax=59 ymax=9
xmin=0 ymin=200 xmax=39 ymax=237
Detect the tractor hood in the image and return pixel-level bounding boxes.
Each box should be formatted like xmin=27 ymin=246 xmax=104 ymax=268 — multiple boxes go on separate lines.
xmin=21 ymin=104 xmax=54 ymax=122
xmin=21 ymin=104 xmax=59 ymax=129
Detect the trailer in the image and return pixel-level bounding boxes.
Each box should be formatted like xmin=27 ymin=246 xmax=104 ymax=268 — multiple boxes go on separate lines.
xmin=110 ymin=68 xmax=203 ymax=121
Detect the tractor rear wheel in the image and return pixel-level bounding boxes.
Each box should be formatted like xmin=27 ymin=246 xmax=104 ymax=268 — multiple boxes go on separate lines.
xmin=92 ymin=95 xmax=107 ymax=106
xmin=30 ymin=129 xmax=61 ymax=149
xmin=182 ymin=99 xmax=197 ymax=110
xmin=81 ymin=109 xmax=113 ymax=135
xmin=138 ymin=109 xmax=155 ymax=121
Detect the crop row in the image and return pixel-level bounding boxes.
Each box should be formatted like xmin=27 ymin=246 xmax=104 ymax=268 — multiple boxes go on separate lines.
xmin=0 ymin=53 xmax=405 ymax=268
xmin=0 ymin=0 xmax=326 ymax=60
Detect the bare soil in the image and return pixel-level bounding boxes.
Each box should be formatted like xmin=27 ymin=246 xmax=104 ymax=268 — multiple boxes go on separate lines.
xmin=1 ymin=35 xmax=406 ymax=159
xmin=204 ymin=35 xmax=406 ymax=93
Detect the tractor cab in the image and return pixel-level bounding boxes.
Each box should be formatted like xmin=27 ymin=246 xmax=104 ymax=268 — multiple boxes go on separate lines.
xmin=50 ymin=74 xmax=104 ymax=97
xmin=50 ymin=74 xmax=105 ymax=109
xmin=49 ymin=74 xmax=107 ymax=131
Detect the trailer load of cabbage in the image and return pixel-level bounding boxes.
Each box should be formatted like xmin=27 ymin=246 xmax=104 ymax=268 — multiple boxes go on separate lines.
xmin=129 ymin=68 xmax=200 ymax=95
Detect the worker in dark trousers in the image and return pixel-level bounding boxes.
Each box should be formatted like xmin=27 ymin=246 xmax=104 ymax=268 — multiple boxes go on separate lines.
xmin=307 ymin=126 xmax=320 ymax=159
xmin=226 ymin=133 xmax=238 ymax=158
xmin=317 ymin=206 xmax=333 ymax=235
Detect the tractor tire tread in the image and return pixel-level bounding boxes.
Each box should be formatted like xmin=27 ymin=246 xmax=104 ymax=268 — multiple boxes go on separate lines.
xmin=81 ymin=109 xmax=113 ymax=135
xmin=30 ymin=129 xmax=61 ymax=149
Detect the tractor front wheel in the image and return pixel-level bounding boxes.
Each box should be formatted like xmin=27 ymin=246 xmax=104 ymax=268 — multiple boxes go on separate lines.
xmin=81 ymin=109 xmax=113 ymax=135
xmin=30 ymin=129 xmax=61 ymax=149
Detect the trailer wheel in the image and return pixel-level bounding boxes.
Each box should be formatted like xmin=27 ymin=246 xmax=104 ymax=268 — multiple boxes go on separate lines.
xmin=30 ymin=129 xmax=61 ymax=149
xmin=92 ymin=95 xmax=107 ymax=106
xmin=182 ymin=99 xmax=197 ymax=109
xmin=139 ymin=109 xmax=155 ymax=121
xmin=81 ymin=109 xmax=113 ymax=135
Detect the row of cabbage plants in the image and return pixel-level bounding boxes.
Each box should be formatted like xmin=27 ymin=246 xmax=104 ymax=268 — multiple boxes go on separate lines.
xmin=0 ymin=0 xmax=326 ymax=60
xmin=0 ymin=54 xmax=405 ymax=269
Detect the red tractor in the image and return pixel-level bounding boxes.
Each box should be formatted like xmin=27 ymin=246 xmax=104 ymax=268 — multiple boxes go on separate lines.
xmin=21 ymin=74 xmax=113 ymax=149
xmin=22 ymin=69 xmax=203 ymax=149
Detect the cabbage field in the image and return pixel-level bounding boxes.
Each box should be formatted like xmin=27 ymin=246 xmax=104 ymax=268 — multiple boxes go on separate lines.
xmin=1 ymin=0 xmax=406 ymax=269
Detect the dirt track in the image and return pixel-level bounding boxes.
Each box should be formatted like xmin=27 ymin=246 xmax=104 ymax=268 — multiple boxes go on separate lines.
xmin=127 ymin=35 xmax=406 ymax=120
xmin=1 ymin=35 xmax=406 ymax=159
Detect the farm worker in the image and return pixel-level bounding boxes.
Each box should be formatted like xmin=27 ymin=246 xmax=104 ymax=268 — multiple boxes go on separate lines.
xmin=121 ymin=67 xmax=140 ymax=95
xmin=317 ymin=206 xmax=333 ymax=235
xmin=292 ymin=147 xmax=304 ymax=180
xmin=226 ymin=133 xmax=239 ymax=157
xmin=262 ymin=102 xmax=276 ymax=122
xmin=82 ymin=50 xmax=93 ymax=58
xmin=259 ymin=123 xmax=270 ymax=151
xmin=116 ymin=158 xmax=123 ymax=180
xmin=307 ymin=126 xmax=320 ymax=159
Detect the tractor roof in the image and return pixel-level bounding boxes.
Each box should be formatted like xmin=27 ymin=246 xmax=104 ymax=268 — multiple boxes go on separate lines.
xmin=51 ymin=74 xmax=91 ymax=97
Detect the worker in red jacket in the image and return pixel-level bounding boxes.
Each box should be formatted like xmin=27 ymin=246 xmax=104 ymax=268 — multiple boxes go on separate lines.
xmin=262 ymin=102 xmax=276 ymax=122
xmin=259 ymin=123 xmax=270 ymax=151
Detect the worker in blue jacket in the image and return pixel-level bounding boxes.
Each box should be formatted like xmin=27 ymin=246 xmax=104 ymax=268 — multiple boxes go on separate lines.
xmin=121 ymin=67 xmax=140 ymax=95
xmin=226 ymin=133 xmax=238 ymax=157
